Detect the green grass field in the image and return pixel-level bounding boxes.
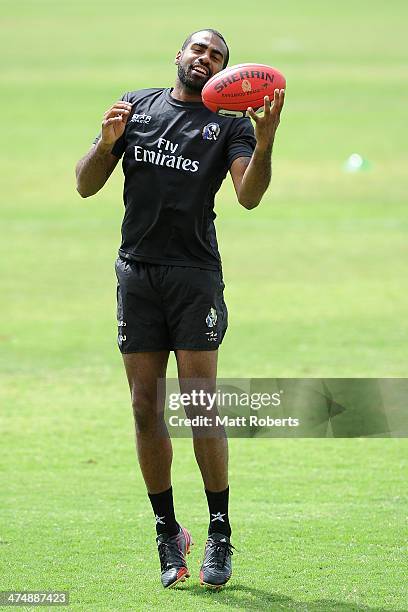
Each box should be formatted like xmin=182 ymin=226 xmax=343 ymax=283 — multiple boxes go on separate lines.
xmin=1 ymin=0 xmax=408 ymax=609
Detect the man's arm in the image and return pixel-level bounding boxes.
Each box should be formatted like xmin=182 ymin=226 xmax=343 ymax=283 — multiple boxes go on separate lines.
xmin=75 ymin=100 xmax=132 ymax=198
xmin=230 ymin=89 xmax=285 ymax=210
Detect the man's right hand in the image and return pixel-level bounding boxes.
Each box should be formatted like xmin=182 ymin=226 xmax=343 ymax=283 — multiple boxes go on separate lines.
xmin=101 ymin=101 xmax=133 ymax=146
xmin=76 ymin=100 xmax=132 ymax=196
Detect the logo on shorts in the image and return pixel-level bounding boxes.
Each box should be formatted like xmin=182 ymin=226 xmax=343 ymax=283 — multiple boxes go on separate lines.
xmin=206 ymin=307 xmax=218 ymax=328
xmin=202 ymin=123 xmax=220 ymax=141
xmin=118 ymin=320 xmax=127 ymax=345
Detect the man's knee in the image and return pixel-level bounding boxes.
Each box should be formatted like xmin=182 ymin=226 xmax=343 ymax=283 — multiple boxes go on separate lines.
xmin=131 ymin=388 xmax=163 ymax=434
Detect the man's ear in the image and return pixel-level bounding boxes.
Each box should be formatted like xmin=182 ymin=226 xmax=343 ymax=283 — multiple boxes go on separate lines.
xmin=175 ymin=51 xmax=182 ymax=65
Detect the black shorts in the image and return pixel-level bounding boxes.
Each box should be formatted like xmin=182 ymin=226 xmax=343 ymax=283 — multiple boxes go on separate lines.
xmin=114 ymin=257 xmax=228 ymax=352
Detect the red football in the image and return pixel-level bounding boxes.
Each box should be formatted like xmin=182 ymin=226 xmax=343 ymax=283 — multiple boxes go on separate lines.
xmin=202 ymin=63 xmax=286 ymax=117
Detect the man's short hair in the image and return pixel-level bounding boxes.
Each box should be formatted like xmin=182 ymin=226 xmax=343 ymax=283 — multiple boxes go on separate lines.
xmin=181 ymin=29 xmax=229 ymax=69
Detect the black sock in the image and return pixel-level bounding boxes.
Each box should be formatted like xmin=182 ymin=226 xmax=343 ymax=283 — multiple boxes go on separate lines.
xmin=205 ymin=486 xmax=231 ymax=537
xmin=148 ymin=487 xmax=179 ymax=537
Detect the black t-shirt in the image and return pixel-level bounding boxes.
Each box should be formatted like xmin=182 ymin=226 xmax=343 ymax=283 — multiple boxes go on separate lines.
xmin=94 ymin=88 xmax=256 ymax=270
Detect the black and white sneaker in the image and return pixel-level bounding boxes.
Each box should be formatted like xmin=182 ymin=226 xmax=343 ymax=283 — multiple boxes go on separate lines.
xmin=200 ymin=532 xmax=234 ymax=588
xmin=156 ymin=526 xmax=193 ymax=588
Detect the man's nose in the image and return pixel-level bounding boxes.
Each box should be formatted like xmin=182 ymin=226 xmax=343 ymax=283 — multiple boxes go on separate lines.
xmin=198 ymin=52 xmax=211 ymax=65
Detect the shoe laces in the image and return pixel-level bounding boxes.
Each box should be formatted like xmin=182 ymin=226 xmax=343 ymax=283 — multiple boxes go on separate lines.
xmin=158 ymin=540 xmax=184 ymax=572
xmin=207 ymin=539 xmax=235 ymax=569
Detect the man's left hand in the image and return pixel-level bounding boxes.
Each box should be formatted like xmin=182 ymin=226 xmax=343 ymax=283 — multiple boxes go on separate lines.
xmin=246 ymin=89 xmax=285 ymax=153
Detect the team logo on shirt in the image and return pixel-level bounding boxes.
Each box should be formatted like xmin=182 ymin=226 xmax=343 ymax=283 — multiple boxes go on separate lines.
xmin=202 ymin=123 xmax=220 ymax=141
xmin=206 ymin=307 xmax=218 ymax=328
xmin=131 ymin=113 xmax=152 ymax=124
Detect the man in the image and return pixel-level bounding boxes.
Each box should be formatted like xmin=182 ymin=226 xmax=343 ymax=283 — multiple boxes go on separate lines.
xmin=75 ymin=28 xmax=285 ymax=589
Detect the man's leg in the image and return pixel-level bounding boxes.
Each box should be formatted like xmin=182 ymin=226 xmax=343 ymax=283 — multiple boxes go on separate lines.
xmin=175 ymin=349 xmax=228 ymax=493
xmin=176 ymin=349 xmax=233 ymax=587
xmin=123 ymin=351 xmax=180 ymax=535
xmin=122 ymin=351 xmax=172 ymax=494
xmin=123 ymin=350 xmax=192 ymax=588
xmin=176 ymin=350 xmax=230 ymax=534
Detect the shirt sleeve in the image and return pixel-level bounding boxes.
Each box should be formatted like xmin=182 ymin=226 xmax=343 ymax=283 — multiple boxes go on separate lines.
xmin=226 ymin=117 xmax=257 ymax=168
xmin=92 ymin=92 xmax=130 ymax=158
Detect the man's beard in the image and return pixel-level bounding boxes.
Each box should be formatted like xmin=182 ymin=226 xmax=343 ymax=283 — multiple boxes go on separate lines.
xmin=177 ymin=63 xmax=210 ymax=92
